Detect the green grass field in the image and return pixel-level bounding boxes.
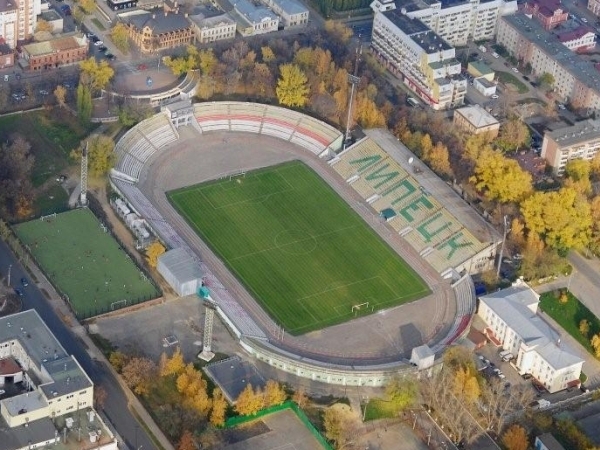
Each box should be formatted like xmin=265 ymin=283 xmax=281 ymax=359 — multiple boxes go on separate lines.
xmin=14 ymin=209 xmax=159 ymax=318
xmin=169 ymin=161 xmax=429 ymax=335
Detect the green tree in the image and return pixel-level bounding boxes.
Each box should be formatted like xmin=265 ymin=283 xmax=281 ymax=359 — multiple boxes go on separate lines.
xmin=76 ymin=83 xmax=92 ymax=124
xmin=164 ymin=45 xmax=200 ymax=76
xmin=54 ymin=85 xmax=67 ymax=108
xmin=470 ymin=149 xmax=532 ymax=203
xmin=538 ymin=72 xmax=555 ymax=87
xmin=276 ymin=63 xmax=309 ymax=107
xmin=384 ymin=377 xmax=418 ymax=410
xmin=70 ymin=135 xmax=115 ymax=177
xmin=110 ymin=23 xmax=130 ymax=53
xmin=564 ymin=159 xmax=592 ymax=196
xmin=520 ymin=187 xmax=592 ymax=252
xmin=80 ymin=57 xmax=114 ymax=91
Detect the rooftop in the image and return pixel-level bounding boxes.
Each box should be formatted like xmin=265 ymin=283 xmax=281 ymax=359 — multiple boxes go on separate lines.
xmin=554 ymin=24 xmax=595 ymax=43
xmin=126 ymin=10 xmax=192 ymax=34
xmin=22 ymin=34 xmax=87 ymax=57
xmin=39 ymin=9 xmax=62 ymax=20
xmin=157 ymin=247 xmax=203 ymax=284
xmin=232 ymin=0 xmax=278 ymax=23
xmin=382 ymin=9 xmax=451 ymax=52
xmin=536 ymin=433 xmax=566 ymax=450
xmin=0 ymin=0 xmax=17 ymax=13
xmin=0 ymin=358 xmax=21 ymax=375
xmin=546 ymin=118 xmax=600 ymax=146
xmin=480 ymin=283 xmax=584 ymax=370
xmin=189 ymin=11 xmax=235 ymax=28
xmin=272 ymin=0 xmax=308 ymax=15
xmin=454 ymin=104 xmax=500 ymax=128
xmin=468 ymin=60 xmax=494 ymax=75
xmin=0 ymin=416 xmax=56 ymax=450
xmin=501 ymin=14 xmax=600 ymax=94
xmin=40 ymin=357 xmax=93 ymax=398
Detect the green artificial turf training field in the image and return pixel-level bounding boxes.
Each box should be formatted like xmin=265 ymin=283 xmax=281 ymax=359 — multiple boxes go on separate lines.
xmin=169 ymin=161 xmax=430 ymax=334
xmin=14 ymin=209 xmax=159 ymax=318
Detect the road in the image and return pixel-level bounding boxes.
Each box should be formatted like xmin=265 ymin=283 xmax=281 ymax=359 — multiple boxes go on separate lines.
xmin=0 ymin=239 xmax=157 ymax=450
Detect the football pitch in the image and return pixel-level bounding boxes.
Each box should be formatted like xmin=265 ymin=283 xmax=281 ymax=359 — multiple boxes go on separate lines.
xmin=169 ymin=161 xmax=430 ymax=335
xmin=14 ymin=209 xmax=160 ymax=318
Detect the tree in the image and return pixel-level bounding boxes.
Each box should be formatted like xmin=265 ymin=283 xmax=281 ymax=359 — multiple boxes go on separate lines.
xmin=579 ymin=319 xmax=590 ymax=337
xmin=592 ymin=334 xmax=600 ymax=358
xmin=78 ymin=0 xmax=96 ymax=14
xmin=109 ymin=351 xmax=129 ymax=373
xmin=384 ymin=377 xmax=418 ymax=411
xmin=452 ymin=366 xmax=480 ymax=404
xmin=177 ymin=430 xmax=195 ymax=450
xmin=118 ymin=102 xmax=153 ymax=127
xmin=76 ymin=83 xmax=92 ymax=124
xmin=564 ymin=159 xmax=592 ymax=196
xmin=80 ymin=57 xmax=114 ymax=91
xmin=520 ymin=188 xmax=592 ymax=252
xmin=502 ymin=424 xmax=529 ymax=450
xmin=323 ymin=403 xmax=359 ymax=449
xmin=122 ymin=357 xmax=157 ymax=395
xmin=263 ymin=380 xmax=286 ymax=407
xmin=94 ymin=385 xmax=108 ymax=410
xmin=470 ymin=149 xmax=532 ymax=203
xmin=292 ymin=387 xmax=309 ymax=409
xmin=54 ymin=85 xmax=67 ymax=108
xmin=110 ymin=23 xmax=130 ymax=53
xmin=497 ymin=117 xmax=530 ymax=152
xmin=261 ymin=46 xmax=275 ymax=64
xmin=276 ymin=64 xmax=309 ymax=107
xmin=159 ymin=347 xmax=185 ymax=377
xmin=425 ymin=141 xmax=452 ymax=177
xmin=538 ymin=72 xmax=555 ymax=87
xmin=478 ymin=379 xmax=533 ymax=434
xmin=145 ymin=241 xmax=166 ymax=268
xmin=210 ymin=388 xmax=227 ymax=427
xmin=0 ymin=136 xmax=35 ymax=218
xmin=36 ymin=19 xmax=53 ymax=33
xmin=235 ymin=384 xmax=263 ymax=416
xmin=71 ymin=135 xmax=115 ymax=177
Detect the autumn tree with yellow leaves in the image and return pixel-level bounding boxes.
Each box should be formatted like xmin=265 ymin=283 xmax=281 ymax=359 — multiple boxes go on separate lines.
xmin=263 ymin=380 xmax=287 ymax=408
xmin=276 ymin=64 xmax=310 ymax=108
xmin=176 ymin=363 xmax=212 ymax=416
xmin=210 ymin=388 xmax=228 ymax=427
xmin=235 ymin=384 xmax=263 ymax=416
xmin=122 ymin=357 xmax=157 ymax=395
xmin=159 ymin=347 xmax=186 ymax=377
xmin=145 ymin=241 xmax=166 ymax=268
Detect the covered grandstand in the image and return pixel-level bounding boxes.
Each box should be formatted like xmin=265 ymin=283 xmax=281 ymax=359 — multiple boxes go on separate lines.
xmin=329 ymin=129 xmax=500 ymax=277
xmin=109 ymin=101 xmax=480 ymax=386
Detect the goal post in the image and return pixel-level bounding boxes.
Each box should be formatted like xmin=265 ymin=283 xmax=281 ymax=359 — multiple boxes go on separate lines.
xmin=110 ymin=299 xmax=127 ymax=310
xmin=352 ymin=302 xmax=369 ymax=315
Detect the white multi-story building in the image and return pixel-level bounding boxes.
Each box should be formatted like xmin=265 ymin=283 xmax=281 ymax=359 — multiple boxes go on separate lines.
xmin=0 ymin=310 xmax=117 ymax=450
xmin=0 ymin=0 xmax=41 ymax=48
xmin=478 ymin=282 xmax=584 ymax=394
xmin=541 ymin=119 xmax=600 ymax=174
xmin=371 ymin=0 xmax=516 ymax=47
xmin=371 ymin=7 xmax=467 ymax=109
xmin=497 ymin=14 xmax=600 ymax=112
xmin=262 ymin=0 xmax=308 ymax=28
xmin=555 ymin=25 xmax=596 ymax=51
xmin=230 ymin=0 xmax=278 ymax=36
xmin=189 ymin=12 xmax=236 ymax=43
xmin=588 ymin=0 xmax=600 ymax=17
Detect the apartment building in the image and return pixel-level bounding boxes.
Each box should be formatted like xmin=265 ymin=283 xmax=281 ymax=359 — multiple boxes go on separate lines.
xmin=0 ymin=0 xmax=41 ymax=48
xmin=497 ymin=14 xmax=600 ymax=112
xmin=0 ymin=310 xmax=117 ymax=450
xmin=453 ymin=104 xmax=500 ymax=137
xmin=262 ymin=0 xmax=308 ymax=28
xmin=589 ymin=0 xmax=600 ymax=16
xmin=372 ymin=0 xmax=516 ymax=47
xmin=189 ymin=12 xmax=236 ymax=43
xmin=541 ymin=119 xmax=600 ymax=174
xmin=523 ymin=0 xmax=568 ymax=30
xmin=478 ymin=282 xmax=584 ymax=394
xmin=371 ymin=8 xmax=466 ymax=109
xmin=555 ymin=25 xmax=596 ymax=52
xmin=230 ymin=0 xmax=278 ymax=36
xmin=124 ymin=9 xmax=194 ymax=53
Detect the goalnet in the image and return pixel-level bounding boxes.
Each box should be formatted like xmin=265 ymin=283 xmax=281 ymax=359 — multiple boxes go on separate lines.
xmin=110 ymin=299 xmax=128 ymax=310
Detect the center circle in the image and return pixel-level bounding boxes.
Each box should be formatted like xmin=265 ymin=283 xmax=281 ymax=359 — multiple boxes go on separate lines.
xmin=274 ymin=229 xmax=317 ymax=255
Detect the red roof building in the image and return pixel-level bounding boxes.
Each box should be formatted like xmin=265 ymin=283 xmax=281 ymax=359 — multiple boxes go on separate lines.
xmin=523 ymin=0 xmax=569 ymax=29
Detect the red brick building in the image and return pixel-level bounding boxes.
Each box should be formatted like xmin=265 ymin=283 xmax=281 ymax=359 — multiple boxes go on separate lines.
xmin=523 ymin=0 xmax=569 ymax=29
xmin=21 ymin=34 xmax=88 ymax=71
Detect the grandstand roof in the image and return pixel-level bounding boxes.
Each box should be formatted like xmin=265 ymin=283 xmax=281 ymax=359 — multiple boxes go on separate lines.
xmin=364 ymin=129 xmax=501 ymax=245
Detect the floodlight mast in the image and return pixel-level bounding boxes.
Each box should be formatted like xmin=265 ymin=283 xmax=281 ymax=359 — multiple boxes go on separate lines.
xmin=344 ymin=43 xmax=362 ymax=149
xmin=79 ymin=142 xmax=88 ymax=207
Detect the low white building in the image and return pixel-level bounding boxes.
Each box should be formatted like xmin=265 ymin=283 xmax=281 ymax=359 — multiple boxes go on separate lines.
xmin=477 ymin=282 xmax=584 ymax=393
xmin=157 ymin=247 xmax=203 ymax=296
xmin=262 ymin=0 xmax=308 ymax=28
xmin=230 ymin=0 xmax=278 ymax=36
xmin=473 ymin=77 xmax=497 ymax=97
xmin=189 ymin=12 xmax=236 ymax=43
xmin=555 ymin=25 xmax=596 ymax=51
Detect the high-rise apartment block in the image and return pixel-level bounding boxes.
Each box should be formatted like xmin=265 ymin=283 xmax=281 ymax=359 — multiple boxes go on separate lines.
xmin=0 ymin=0 xmax=41 ymax=48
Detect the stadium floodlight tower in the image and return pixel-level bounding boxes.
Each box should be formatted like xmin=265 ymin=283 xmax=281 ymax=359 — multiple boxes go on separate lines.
xmin=79 ymin=142 xmax=89 ymax=207
xmin=344 ymin=42 xmax=362 ymax=149
xmin=197 ymin=285 xmax=216 ymax=362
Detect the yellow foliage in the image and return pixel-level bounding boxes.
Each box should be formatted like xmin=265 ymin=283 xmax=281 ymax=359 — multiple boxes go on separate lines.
xmin=159 ymin=347 xmax=185 ymax=377
xmin=263 ymin=380 xmax=286 ymax=407
xmin=591 ymin=334 xmax=600 ymax=358
xmin=146 ymin=241 xmax=166 ymax=268
xmin=109 ymin=351 xmax=129 ymax=373
xmin=276 ymin=64 xmax=309 ymax=108
xmin=210 ymin=388 xmax=228 ymax=427
xmin=235 ymin=384 xmax=263 ymax=416
xmin=452 ymin=366 xmax=480 ymax=404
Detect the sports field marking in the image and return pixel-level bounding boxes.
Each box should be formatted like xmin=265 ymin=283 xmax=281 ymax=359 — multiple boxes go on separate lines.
xmin=168 ymin=161 xmax=430 ymax=334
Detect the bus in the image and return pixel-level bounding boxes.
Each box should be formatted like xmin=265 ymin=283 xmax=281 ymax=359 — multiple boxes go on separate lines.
xmin=107 ymin=0 xmax=138 ymax=10
xmin=407 ymin=97 xmax=420 ymax=108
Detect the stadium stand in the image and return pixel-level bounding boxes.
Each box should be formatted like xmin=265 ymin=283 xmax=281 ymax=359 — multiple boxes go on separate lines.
xmin=331 ymin=137 xmax=489 ymax=276
xmin=193 ymin=102 xmax=343 ymax=155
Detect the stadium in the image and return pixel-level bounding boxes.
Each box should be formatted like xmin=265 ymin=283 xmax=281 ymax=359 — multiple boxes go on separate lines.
xmin=109 ymin=100 xmax=500 ymax=386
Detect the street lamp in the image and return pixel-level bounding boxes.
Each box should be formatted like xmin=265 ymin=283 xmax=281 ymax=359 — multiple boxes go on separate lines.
xmin=7 ymin=264 xmax=12 ymax=286
xmin=496 ymin=215 xmax=509 ymax=280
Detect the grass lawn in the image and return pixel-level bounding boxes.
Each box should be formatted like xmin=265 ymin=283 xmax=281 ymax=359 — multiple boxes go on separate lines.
xmin=14 ymin=208 xmax=159 ymax=318
xmin=0 ymin=110 xmax=94 ymax=187
xmin=33 ymin=183 xmax=70 ymax=216
xmin=496 ymin=71 xmax=528 ymax=94
xmin=539 ymin=290 xmax=600 ymax=356
xmin=364 ymin=398 xmax=402 ymax=421
xmin=169 ymin=161 xmax=429 ymax=335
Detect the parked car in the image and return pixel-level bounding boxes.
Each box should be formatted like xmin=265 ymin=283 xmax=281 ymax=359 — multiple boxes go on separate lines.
xmin=21 ymin=277 xmax=28 ymax=287
xmin=511 ymin=67 xmax=519 ymax=73
xmin=137 ymin=63 xmax=148 ymax=71
xmin=491 ymin=94 xmax=499 ymax=99
xmin=14 ymin=288 xmax=23 ymax=297
xmin=98 ymin=45 xmax=107 ymax=52
xmin=492 ymin=52 xmax=500 ymax=58
xmin=105 ymin=53 xmax=116 ymax=61
xmin=94 ymin=40 xmax=104 ymax=47
xmin=558 ymin=103 xmax=566 ymax=110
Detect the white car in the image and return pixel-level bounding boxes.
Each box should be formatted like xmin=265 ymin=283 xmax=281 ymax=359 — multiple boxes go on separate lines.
xmin=558 ymin=103 xmax=566 ymax=110
xmin=582 ymin=17 xmax=588 ymax=23
xmin=492 ymin=52 xmax=500 ymax=59
xmin=0 ymin=389 xmax=5 ymax=395
xmin=94 ymin=40 xmax=104 ymax=47
xmin=511 ymin=67 xmax=519 ymax=73
xmin=491 ymin=94 xmax=499 ymax=99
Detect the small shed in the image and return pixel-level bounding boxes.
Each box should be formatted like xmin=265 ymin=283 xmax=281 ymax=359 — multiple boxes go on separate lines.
xmin=157 ymin=248 xmax=203 ymax=297
xmin=410 ymin=345 xmax=435 ymax=370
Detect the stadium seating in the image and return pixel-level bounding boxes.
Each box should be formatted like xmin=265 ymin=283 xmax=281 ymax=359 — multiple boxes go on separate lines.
xmin=195 ymin=103 xmax=231 ymax=131
xmin=228 ymin=103 xmax=263 ymax=133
